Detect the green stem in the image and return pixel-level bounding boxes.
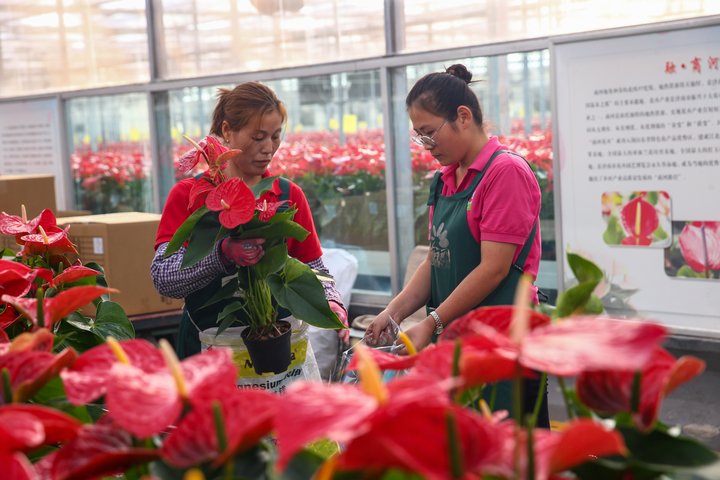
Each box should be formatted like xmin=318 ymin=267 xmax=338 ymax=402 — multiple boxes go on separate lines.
xmin=213 ymin=400 xmax=234 ymax=479
xmin=36 ymin=287 xmax=45 ymax=328
xmin=2 ymin=368 xmax=13 ymax=404
xmin=489 ymin=382 xmax=498 ymax=411
xmin=512 ymin=365 xmax=523 ymax=426
xmin=445 ymin=412 xmax=464 ymax=479
xmin=557 ymin=376 xmax=574 ymax=421
xmin=630 ymin=371 xmax=642 ymax=413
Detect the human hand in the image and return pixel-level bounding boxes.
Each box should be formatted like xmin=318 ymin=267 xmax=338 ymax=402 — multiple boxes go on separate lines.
xmin=221 ymin=238 xmax=265 ymax=267
xmin=364 ymin=310 xmax=400 ymax=347
xmin=396 ymin=318 xmax=435 ymax=355
xmin=330 ymin=301 xmax=349 ymax=346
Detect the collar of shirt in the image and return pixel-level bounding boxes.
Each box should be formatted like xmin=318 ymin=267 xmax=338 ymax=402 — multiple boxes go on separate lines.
xmin=438 ymin=136 xmax=503 ymax=193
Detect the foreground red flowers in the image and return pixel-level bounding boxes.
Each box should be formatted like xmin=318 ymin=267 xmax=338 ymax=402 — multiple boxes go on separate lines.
xmin=205 ymin=177 xmax=256 ymax=229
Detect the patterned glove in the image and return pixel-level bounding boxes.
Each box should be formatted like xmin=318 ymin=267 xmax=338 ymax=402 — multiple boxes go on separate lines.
xmin=221 ymin=238 xmax=265 ymax=267
xmin=331 ymin=301 xmax=350 ymax=346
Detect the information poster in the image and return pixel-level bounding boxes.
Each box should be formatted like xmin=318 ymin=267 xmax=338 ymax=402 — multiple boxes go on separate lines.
xmin=0 ymin=99 xmax=65 ymax=209
xmin=555 ymin=25 xmax=720 ymax=334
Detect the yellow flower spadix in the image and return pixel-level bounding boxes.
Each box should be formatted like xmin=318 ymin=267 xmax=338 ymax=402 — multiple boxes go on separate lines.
xmin=221 ymin=199 xmax=231 ymax=210
xmin=159 ymin=338 xmax=189 ymax=401
xmin=106 ymin=337 xmax=130 ymax=365
xmin=183 ymin=468 xmax=206 ymax=480
xmin=479 ymin=399 xmax=492 ymax=421
xmin=355 ymin=344 xmax=388 ymax=404
xmin=38 ymin=225 xmax=50 ymax=245
xmin=21 ymin=204 xmax=27 ymax=224
xmin=183 ymin=134 xmax=203 ymax=152
xmin=635 ymin=200 xmax=642 ymax=236
xmin=316 ymin=455 xmax=338 ymax=480
xmin=509 ymin=274 xmax=532 ymax=344
xmin=398 ymin=331 xmax=417 ymax=355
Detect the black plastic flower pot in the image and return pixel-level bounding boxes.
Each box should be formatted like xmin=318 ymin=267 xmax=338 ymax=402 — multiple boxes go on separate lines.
xmin=241 ymin=320 xmax=292 ymax=375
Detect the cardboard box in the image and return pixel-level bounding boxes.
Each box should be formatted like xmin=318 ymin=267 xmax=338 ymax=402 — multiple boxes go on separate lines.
xmin=57 ymin=212 xmax=184 ymax=317
xmin=56 ymin=210 xmax=92 ymax=218
xmin=0 ymin=175 xmax=57 ymax=220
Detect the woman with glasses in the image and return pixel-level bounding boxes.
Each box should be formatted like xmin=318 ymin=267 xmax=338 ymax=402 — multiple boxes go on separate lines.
xmin=366 ymin=64 xmax=548 ymax=426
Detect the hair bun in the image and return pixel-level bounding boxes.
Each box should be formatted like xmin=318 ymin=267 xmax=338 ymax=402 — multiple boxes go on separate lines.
xmin=446 ymin=64 xmax=472 ymax=84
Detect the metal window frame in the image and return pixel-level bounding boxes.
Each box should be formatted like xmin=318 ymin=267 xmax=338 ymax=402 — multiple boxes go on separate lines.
xmin=2 ymin=14 xmax=719 ymax=307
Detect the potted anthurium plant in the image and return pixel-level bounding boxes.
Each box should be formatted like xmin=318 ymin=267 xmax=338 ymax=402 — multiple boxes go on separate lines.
xmin=165 ymin=135 xmax=345 ymax=374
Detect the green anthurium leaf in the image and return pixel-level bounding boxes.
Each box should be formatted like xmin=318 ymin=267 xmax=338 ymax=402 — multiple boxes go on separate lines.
xmin=83 ymin=262 xmax=104 ymax=274
xmin=235 ymin=220 xmax=309 ymax=242
xmin=677 ymin=265 xmax=705 ymax=278
xmin=646 ymin=191 xmax=658 ymax=205
xmin=652 ymin=223 xmax=668 ymax=241
xmin=253 ymin=244 xmax=288 ymax=280
xmin=619 ymin=426 xmax=719 ymax=469
xmin=215 ymin=301 xmax=245 ymax=337
xmin=280 ymin=449 xmax=326 ymax=480
xmin=567 ymin=252 xmax=604 ymax=283
xmin=30 ymin=377 xmax=93 ymax=423
xmin=215 ymin=225 xmax=235 ymax=243
xmin=312 ymin=269 xmax=335 ymax=282
xmin=603 ymin=215 xmax=626 ymax=245
xmin=181 ymin=210 xmax=222 ymax=269
xmin=584 ymin=293 xmax=605 ymax=314
xmin=267 ymin=258 xmax=344 ymax=329
xmin=269 ymin=206 xmax=298 ymax=224
xmin=552 ymin=281 xmax=600 ymax=320
xmin=250 ymin=175 xmax=279 ymax=199
xmin=56 ymin=313 xmax=104 ymax=353
xmin=532 ymin=302 xmax=556 ymax=317
xmin=165 ymin=206 xmax=210 ymax=258
xmin=199 ymin=276 xmax=239 ymax=310
xmin=93 ymin=301 xmax=134 ymax=341
xmin=0 ymin=248 xmax=16 ymax=257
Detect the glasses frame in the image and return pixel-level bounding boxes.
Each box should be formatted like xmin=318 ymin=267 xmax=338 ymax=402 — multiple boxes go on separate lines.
xmin=411 ymin=118 xmax=449 ymax=147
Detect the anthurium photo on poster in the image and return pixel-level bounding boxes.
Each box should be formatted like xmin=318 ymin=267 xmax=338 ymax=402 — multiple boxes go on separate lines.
xmin=664 ymin=220 xmax=720 ymax=280
xmin=601 ymin=191 xmax=672 ymax=247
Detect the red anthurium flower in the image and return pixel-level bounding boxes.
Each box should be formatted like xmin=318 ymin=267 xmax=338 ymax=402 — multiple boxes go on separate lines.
xmin=678 ymin=221 xmax=720 ymax=273
xmin=0 ymin=260 xmax=40 ymax=298
xmin=3 ymin=329 xmax=55 ymax=354
xmin=0 ymin=208 xmax=56 ymax=239
xmin=178 ymin=136 xmax=229 ymax=173
xmin=576 ymin=346 xmax=705 ymax=431
xmin=35 ymin=422 xmax=159 ymax=480
xmin=49 ymin=266 xmax=100 ymax=288
xmin=1 ymin=286 xmax=117 ymax=328
xmin=105 ymin=345 xmax=238 ymax=438
xmin=461 ymin=317 xmax=667 ymax=387
xmin=440 ymin=306 xmax=551 ymax=341
xmin=161 ymin=385 xmax=279 ymax=468
xmin=0 ymin=404 xmax=82 ymax=480
xmin=255 ymin=199 xmax=287 ymax=222
xmin=0 ymin=304 xmax=20 ymax=332
xmin=187 ymin=174 xmax=217 ymax=211
xmin=208 ymin=149 xmax=240 ymax=182
xmin=485 ymin=418 xmax=627 ymax=480
xmin=205 ymin=177 xmax=256 ymax=229
xmin=619 ymin=196 xmax=658 ymax=245
xmin=0 ymin=328 xmax=8 ymax=344
xmin=276 ymin=359 xmax=452 ymax=470
xmin=61 ymin=339 xmax=166 ymax=406
xmin=337 ymin=404 xmax=504 ymax=480
xmin=0 ymin=348 xmax=78 ymax=404
xmin=20 ymin=226 xmax=78 ymax=259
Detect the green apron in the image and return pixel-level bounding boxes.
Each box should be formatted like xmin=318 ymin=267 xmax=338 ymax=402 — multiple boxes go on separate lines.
xmin=176 ymin=177 xmax=292 ymax=359
xmin=427 ymin=150 xmax=549 ymax=428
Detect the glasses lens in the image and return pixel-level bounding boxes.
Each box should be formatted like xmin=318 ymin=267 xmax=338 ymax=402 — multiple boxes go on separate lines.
xmin=411 ymin=136 xmax=425 ymax=147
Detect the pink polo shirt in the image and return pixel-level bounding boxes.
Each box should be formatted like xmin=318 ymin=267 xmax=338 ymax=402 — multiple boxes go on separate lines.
xmin=429 ymin=137 xmax=542 ymax=300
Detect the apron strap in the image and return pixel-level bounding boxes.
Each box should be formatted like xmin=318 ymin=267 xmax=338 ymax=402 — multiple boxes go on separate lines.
xmin=512 ymin=221 xmax=537 ymax=272
xmin=277 ymin=176 xmax=291 ymax=212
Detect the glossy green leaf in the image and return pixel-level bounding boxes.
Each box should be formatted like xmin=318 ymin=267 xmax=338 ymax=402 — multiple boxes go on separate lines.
xmin=267 ymin=258 xmax=344 ymax=329
xmin=199 ymin=276 xmax=240 ymax=310
xmin=165 ymin=206 xmax=210 ymax=257
xmin=31 ymin=377 xmax=93 ymax=424
xmin=584 ymin=293 xmax=604 ymax=314
xmin=567 ymin=252 xmax=604 ymax=283
xmin=620 ymin=426 xmax=718 ymax=469
xmin=215 ymin=301 xmax=245 ymax=337
xmin=182 ymin=210 xmax=222 ymax=269
xmin=653 ymin=223 xmax=668 ymax=241
xmin=235 ymin=220 xmax=309 ymax=242
xmin=0 ymin=248 xmax=16 ymax=257
xmin=280 ymin=449 xmax=325 ymax=480
xmin=677 ymin=265 xmax=705 ymax=278
xmin=93 ymin=301 xmax=134 ymax=341
xmin=56 ymin=312 xmax=104 ymax=353
xmin=552 ymin=281 xmax=600 ymax=320
xmin=250 ymin=175 xmax=279 ymax=199
xmin=253 ymin=244 xmax=288 ymax=280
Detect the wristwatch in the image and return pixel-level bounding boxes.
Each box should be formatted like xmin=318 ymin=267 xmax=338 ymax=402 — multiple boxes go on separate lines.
xmin=430 ymin=311 xmax=443 ymax=334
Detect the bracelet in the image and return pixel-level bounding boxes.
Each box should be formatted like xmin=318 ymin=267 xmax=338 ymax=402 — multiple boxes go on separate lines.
xmin=430 ymin=311 xmax=443 ymax=334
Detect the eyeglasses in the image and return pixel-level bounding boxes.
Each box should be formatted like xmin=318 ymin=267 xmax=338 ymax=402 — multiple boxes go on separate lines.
xmin=411 ymin=118 xmax=449 ymax=147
